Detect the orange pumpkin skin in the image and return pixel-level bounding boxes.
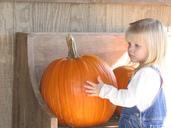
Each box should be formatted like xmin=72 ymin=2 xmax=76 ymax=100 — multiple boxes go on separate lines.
xmin=113 ymin=66 xmax=135 ymax=115
xmin=41 ymin=55 xmax=117 ymax=127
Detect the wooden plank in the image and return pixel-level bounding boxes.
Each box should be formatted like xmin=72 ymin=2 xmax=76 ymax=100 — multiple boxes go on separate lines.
xmin=70 ymin=4 xmax=89 ymax=32
xmin=7 ymin=0 xmax=171 ymax=5
xmin=14 ymin=2 xmax=33 ymax=32
xmin=121 ymin=4 xmax=171 ymax=26
xmin=122 ymin=4 xmax=146 ymax=27
xmin=89 ymin=4 xmax=107 ymax=32
xmin=13 ymin=2 xmax=171 ymax=33
xmin=14 ymin=33 xmax=58 ymax=128
xmin=31 ymin=3 xmax=72 ymax=32
xmin=0 ymin=2 xmax=13 ymax=128
xmin=52 ymin=4 xmax=71 ymax=32
xmin=106 ymin=4 xmax=123 ymax=32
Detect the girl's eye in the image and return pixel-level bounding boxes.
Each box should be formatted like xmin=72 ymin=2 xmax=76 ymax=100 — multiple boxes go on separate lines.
xmin=135 ymin=44 xmax=140 ymax=48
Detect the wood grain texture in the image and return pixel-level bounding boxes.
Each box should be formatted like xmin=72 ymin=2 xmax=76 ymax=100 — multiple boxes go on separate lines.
xmin=0 ymin=2 xmax=13 ymax=128
xmin=106 ymin=4 xmax=123 ymax=32
xmin=13 ymin=3 xmax=171 ymax=32
xmin=31 ymin=3 xmax=72 ymax=32
xmin=13 ymin=33 xmax=58 ymax=128
xmin=89 ymin=4 xmax=107 ymax=32
xmin=70 ymin=4 xmax=89 ymax=32
xmin=14 ymin=2 xmax=33 ymax=32
xmin=4 ymin=0 xmax=171 ymax=5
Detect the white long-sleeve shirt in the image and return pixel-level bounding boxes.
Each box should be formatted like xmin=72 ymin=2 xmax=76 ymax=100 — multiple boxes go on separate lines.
xmin=99 ymin=66 xmax=161 ymax=112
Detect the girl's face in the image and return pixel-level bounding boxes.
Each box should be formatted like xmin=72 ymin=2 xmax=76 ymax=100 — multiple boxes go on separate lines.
xmin=127 ymin=41 xmax=148 ymax=64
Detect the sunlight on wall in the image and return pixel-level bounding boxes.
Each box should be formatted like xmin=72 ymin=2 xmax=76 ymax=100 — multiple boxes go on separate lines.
xmin=111 ymin=52 xmax=130 ymax=70
xmin=163 ymin=32 xmax=171 ymax=127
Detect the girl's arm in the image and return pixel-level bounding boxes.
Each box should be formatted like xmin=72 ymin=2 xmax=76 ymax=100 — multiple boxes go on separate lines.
xmin=84 ymin=78 xmax=137 ymax=107
xmin=84 ymin=67 xmax=161 ymax=110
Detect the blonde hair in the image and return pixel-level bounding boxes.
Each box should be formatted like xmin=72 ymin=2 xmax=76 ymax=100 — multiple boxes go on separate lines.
xmin=125 ymin=18 xmax=167 ymax=69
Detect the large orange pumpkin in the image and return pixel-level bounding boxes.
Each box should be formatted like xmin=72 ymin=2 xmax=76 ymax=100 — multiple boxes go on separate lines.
xmin=113 ymin=66 xmax=135 ymax=115
xmin=40 ymin=34 xmax=117 ymax=127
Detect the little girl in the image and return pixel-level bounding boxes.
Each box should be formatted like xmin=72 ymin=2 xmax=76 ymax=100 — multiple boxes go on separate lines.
xmin=84 ymin=18 xmax=167 ymax=127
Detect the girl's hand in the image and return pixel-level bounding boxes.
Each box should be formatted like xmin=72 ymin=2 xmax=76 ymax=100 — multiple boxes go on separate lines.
xmin=84 ymin=76 xmax=104 ymax=96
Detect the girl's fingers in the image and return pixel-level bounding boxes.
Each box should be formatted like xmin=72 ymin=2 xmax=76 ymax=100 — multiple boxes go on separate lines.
xmin=85 ymin=89 xmax=95 ymax=94
xmin=86 ymin=81 xmax=97 ymax=86
xmin=84 ymin=85 xmax=98 ymax=96
xmin=84 ymin=85 xmax=94 ymax=90
xmin=84 ymin=78 xmax=102 ymax=97
xmin=85 ymin=88 xmax=97 ymax=96
xmin=85 ymin=90 xmax=98 ymax=96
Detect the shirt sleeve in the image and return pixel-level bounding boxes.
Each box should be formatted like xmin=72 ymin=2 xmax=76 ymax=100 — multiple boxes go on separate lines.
xmin=135 ymin=67 xmax=161 ymax=111
xmin=99 ymin=67 xmax=161 ymax=111
xmin=99 ymin=83 xmax=137 ymax=107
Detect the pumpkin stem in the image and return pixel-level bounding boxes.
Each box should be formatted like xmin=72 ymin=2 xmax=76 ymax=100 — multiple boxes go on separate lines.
xmin=66 ymin=34 xmax=80 ymax=58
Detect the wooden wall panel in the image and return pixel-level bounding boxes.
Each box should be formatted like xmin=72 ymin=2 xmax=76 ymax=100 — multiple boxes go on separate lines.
xmin=89 ymin=4 xmax=107 ymax=32
xmin=23 ymin=3 xmax=72 ymax=32
xmin=70 ymin=4 xmax=89 ymax=32
xmin=4 ymin=0 xmax=171 ymax=5
xmin=106 ymin=4 xmax=123 ymax=32
xmin=0 ymin=1 xmax=171 ymax=128
xmin=122 ymin=4 xmax=171 ymax=26
xmin=0 ymin=2 xmax=13 ymax=128
xmin=13 ymin=2 xmax=171 ymax=33
xmin=14 ymin=2 xmax=33 ymax=32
